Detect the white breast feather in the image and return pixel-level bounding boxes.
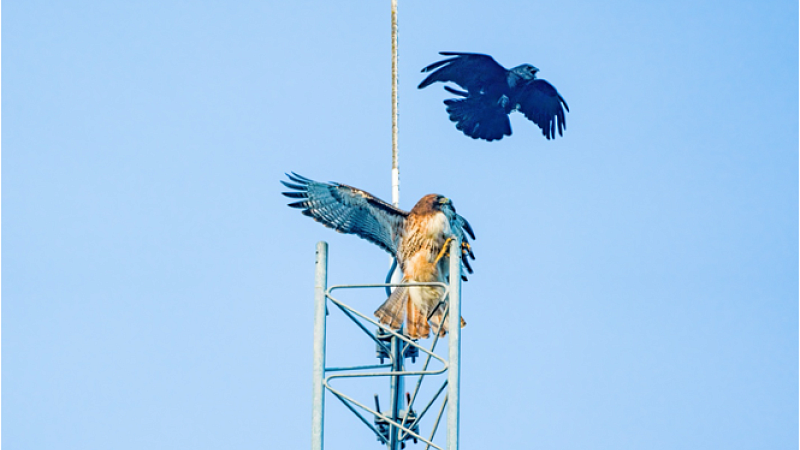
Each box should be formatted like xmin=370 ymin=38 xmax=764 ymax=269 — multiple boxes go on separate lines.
xmin=402 ymin=211 xmax=454 ymax=328
xmin=426 ymin=212 xmax=452 ymax=240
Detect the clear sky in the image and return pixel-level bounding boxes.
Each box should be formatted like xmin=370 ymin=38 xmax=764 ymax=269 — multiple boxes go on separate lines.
xmin=3 ymin=1 xmax=798 ymax=449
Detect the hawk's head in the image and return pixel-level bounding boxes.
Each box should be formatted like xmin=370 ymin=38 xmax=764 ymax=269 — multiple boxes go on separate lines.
xmin=412 ymin=194 xmax=458 ymax=217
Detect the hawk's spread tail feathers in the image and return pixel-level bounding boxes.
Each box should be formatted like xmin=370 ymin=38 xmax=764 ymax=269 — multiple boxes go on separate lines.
xmin=375 ymin=284 xmax=433 ymax=340
xmin=375 ymin=286 xmax=407 ymax=331
xmin=405 ymin=297 xmax=429 ymax=341
xmin=375 ymin=284 xmax=467 ymax=340
xmin=428 ymin=304 xmax=467 ymax=338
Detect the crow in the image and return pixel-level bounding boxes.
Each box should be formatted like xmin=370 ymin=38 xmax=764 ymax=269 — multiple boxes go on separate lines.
xmin=419 ymin=52 xmax=569 ymax=142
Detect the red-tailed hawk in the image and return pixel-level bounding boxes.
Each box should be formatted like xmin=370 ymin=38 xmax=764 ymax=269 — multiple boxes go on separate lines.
xmin=282 ymin=173 xmax=475 ymax=339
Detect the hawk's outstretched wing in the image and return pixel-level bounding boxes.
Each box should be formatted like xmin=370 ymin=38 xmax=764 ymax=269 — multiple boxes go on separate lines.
xmin=516 ymin=79 xmax=569 ymax=140
xmin=281 ymin=173 xmax=408 ymax=255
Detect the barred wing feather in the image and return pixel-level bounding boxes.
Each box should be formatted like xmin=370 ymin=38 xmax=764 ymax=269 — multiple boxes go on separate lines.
xmin=281 ymin=173 xmax=408 ymax=255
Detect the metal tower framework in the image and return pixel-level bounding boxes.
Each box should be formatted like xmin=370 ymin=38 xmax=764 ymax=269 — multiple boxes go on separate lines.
xmin=311 ymin=240 xmax=463 ymax=450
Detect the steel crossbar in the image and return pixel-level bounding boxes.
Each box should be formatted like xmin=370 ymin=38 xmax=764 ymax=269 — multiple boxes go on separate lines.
xmin=311 ymin=240 xmax=462 ymax=450
xmin=324 ymin=284 xmax=450 ymax=449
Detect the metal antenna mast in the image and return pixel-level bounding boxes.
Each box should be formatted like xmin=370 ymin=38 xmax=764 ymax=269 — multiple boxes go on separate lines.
xmin=311 ymin=240 xmax=462 ymax=450
xmin=391 ymin=0 xmax=399 ymax=208
xmin=387 ymin=4 xmax=405 ymax=449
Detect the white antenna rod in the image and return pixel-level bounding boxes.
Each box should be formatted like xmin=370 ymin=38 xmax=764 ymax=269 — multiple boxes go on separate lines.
xmin=391 ymin=0 xmax=399 ymax=208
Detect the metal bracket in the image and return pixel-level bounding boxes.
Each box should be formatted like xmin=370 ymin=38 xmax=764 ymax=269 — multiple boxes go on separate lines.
xmin=376 ymin=327 xmax=419 ymax=364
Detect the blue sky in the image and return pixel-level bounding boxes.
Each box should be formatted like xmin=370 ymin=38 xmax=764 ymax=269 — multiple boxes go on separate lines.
xmin=3 ymin=1 xmax=798 ymax=449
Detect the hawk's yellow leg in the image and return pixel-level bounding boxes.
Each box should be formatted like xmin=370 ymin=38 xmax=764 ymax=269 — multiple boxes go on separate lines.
xmin=433 ymin=237 xmax=455 ymax=265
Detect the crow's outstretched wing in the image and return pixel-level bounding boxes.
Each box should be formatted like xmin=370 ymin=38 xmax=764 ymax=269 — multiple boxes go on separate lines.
xmin=281 ymin=173 xmax=408 ymax=255
xmin=516 ymin=79 xmax=570 ymax=140
xmin=444 ymin=97 xmax=511 ymax=141
xmin=418 ymin=52 xmax=508 ymax=93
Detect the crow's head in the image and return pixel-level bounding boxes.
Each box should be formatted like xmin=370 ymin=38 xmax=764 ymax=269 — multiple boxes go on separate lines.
xmin=511 ymin=64 xmax=539 ymax=80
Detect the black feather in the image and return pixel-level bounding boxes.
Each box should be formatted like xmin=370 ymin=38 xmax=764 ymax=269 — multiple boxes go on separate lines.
xmin=444 ymin=86 xmax=469 ymax=97
xmin=419 ymin=52 xmax=568 ymax=142
xmin=461 ymin=219 xmax=475 ymax=240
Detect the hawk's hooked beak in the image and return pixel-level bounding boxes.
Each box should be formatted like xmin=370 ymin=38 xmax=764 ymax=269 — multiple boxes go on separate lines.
xmin=439 ymin=197 xmax=451 ymax=205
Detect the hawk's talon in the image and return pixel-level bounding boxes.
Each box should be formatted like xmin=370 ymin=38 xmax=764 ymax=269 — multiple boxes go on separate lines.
xmin=433 ymin=237 xmax=455 ymax=265
xmin=460 ymin=241 xmax=474 ymax=259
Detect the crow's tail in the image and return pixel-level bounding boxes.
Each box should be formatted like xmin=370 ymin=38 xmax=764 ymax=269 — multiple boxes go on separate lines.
xmin=444 ymin=97 xmax=511 ymax=141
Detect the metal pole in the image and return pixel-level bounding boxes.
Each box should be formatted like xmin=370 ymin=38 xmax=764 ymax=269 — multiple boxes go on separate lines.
xmin=312 ymin=241 xmax=329 ymax=450
xmin=446 ymin=239 xmax=461 ymax=450
xmin=389 ymin=8 xmax=403 ymax=445
xmin=388 ymin=333 xmax=404 ymax=450
xmin=390 ymin=0 xmax=399 ymax=208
